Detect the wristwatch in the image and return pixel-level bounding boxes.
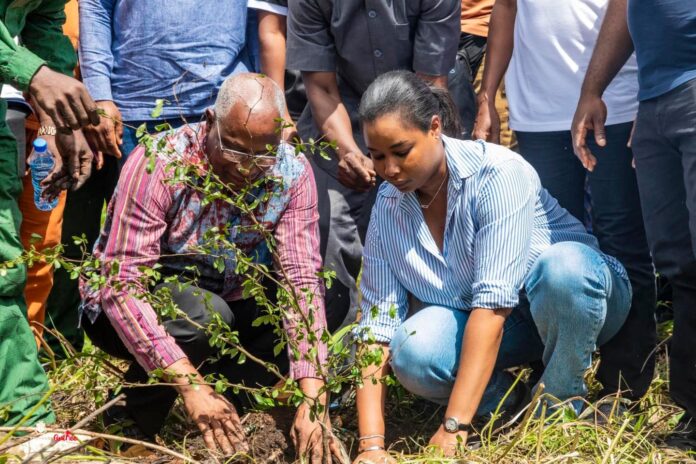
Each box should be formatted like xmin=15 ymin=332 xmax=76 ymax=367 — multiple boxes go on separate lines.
xmin=443 ymin=416 xmax=472 ymax=434
xmin=38 ymin=125 xmax=57 ymax=137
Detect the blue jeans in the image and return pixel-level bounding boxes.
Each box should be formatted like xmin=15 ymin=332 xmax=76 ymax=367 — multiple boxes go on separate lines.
xmin=389 ymin=242 xmax=631 ymax=416
xmin=121 ymin=117 xmax=192 ymax=165
xmin=515 ymin=123 xmax=656 ymax=401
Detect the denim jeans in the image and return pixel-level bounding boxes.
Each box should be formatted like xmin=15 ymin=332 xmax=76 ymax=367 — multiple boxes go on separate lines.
xmin=515 ymin=123 xmax=657 ymax=401
xmin=389 ymin=242 xmax=631 ymax=416
xmin=632 ymin=77 xmax=696 ymax=418
xmin=121 ymin=117 xmax=192 ymax=164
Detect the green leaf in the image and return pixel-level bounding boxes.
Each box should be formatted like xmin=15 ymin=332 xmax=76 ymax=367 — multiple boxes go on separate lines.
xmin=151 ymin=98 xmax=166 ymax=118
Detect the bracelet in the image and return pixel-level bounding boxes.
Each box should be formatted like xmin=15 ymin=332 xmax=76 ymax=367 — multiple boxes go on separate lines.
xmin=38 ymin=125 xmax=57 ymax=137
xmin=358 ymin=434 xmax=385 ymax=441
xmin=359 ymin=445 xmax=385 ymax=453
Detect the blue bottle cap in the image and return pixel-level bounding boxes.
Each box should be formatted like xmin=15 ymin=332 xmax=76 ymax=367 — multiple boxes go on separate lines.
xmin=33 ymin=138 xmax=48 ymax=153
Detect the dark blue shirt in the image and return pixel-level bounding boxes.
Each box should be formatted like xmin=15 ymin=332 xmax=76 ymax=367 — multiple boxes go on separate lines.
xmin=628 ymin=0 xmax=696 ymax=101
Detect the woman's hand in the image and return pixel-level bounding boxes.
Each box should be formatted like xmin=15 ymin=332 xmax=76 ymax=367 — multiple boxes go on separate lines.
xmin=428 ymin=425 xmax=468 ymax=457
xmin=352 ymin=449 xmax=395 ymax=464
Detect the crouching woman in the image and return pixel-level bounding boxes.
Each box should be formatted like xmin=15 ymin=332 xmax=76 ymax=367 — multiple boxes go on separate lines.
xmin=352 ymin=71 xmax=631 ymax=461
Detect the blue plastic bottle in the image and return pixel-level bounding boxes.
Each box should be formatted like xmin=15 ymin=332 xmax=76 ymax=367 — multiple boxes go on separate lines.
xmin=27 ymin=138 xmax=58 ymax=211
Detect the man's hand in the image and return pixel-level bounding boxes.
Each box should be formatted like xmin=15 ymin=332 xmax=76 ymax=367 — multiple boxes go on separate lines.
xmin=428 ymin=425 xmax=467 ymax=457
xmin=352 ymin=449 xmax=395 ymax=464
xmin=83 ymin=100 xmax=123 ymax=159
xmin=571 ymin=95 xmax=608 ymax=172
xmin=181 ymin=384 xmax=249 ymax=456
xmin=337 ymin=151 xmax=376 ymax=191
xmin=472 ymin=95 xmax=500 ymax=143
xmin=29 ymin=66 xmax=100 ymax=132
xmin=291 ymin=401 xmax=340 ymax=464
xmin=41 ymin=129 xmax=94 ymax=197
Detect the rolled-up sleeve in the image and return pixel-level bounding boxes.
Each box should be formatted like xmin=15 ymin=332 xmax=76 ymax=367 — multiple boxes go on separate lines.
xmin=286 ymin=0 xmax=335 ymax=72
xmin=413 ymin=0 xmax=461 ymax=76
xmin=471 ymin=159 xmax=535 ymax=309
xmin=273 ymin=156 xmax=329 ymax=379
xmin=78 ymin=0 xmax=114 ymax=100
xmin=357 ymin=208 xmax=408 ymax=343
xmin=99 ymin=149 xmax=186 ymax=372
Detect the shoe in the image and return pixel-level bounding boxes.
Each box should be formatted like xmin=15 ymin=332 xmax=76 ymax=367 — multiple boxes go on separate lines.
xmin=102 ymin=397 xmax=153 ymax=452
xmin=474 ymin=380 xmax=532 ymax=433
xmin=664 ymin=413 xmax=696 ymax=452
xmin=585 ymin=397 xmax=632 ymax=426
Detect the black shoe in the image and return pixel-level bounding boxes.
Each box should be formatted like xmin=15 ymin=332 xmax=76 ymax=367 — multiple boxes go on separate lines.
xmin=474 ymin=380 xmax=532 ymax=433
xmin=664 ymin=414 xmax=696 ymax=452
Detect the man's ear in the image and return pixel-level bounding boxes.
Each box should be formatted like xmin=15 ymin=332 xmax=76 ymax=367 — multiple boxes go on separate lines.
xmin=205 ymin=108 xmax=215 ymax=125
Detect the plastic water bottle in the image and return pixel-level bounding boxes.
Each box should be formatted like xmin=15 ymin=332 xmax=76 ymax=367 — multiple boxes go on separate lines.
xmin=27 ymin=138 xmax=58 ymax=211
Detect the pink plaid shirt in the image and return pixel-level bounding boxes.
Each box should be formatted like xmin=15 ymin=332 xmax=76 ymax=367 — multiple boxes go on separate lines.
xmin=81 ymin=123 xmax=328 ymax=379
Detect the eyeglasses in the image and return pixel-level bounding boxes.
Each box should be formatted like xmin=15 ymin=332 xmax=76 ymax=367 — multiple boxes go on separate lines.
xmin=215 ymin=119 xmax=277 ymax=170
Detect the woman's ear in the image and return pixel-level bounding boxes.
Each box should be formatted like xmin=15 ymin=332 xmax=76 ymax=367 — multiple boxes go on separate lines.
xmin=430 ymin=114 xmax=442 ymax=139
xmin=205 ymin=108 xmax=215 ymax=126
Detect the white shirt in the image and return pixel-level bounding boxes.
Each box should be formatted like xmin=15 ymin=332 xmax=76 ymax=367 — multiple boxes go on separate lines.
xmin=505 ymin=0 xmax=639 ymax=132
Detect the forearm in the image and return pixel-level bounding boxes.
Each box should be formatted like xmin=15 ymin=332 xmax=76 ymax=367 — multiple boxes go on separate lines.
xmin=445 ymin=308 xmax=510 ymax=423
xmin=356 ymin=344 xmax=391 ymax=448
xmin=580 ymin=0 xmax=633 ymax=97
xmin=303 ymin=71 xmax=362 ymax=156
xmin=479 ymin=0 xmax=516 ymax=99
xmin=258 ymin=11 xmax=288 ymax=92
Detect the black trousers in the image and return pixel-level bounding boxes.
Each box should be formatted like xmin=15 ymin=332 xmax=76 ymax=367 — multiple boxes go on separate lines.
xmin=83 ymin=283 xmax=288 ymax=437
xmin=632 ymin=78 xmax=696 ymax=418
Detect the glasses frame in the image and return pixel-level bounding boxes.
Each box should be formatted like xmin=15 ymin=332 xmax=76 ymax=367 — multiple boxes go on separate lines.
xmin=215 ymin=118 xmax=277 ymax=169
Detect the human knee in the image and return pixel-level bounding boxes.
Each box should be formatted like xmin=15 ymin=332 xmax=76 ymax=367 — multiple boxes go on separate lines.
xmin=160 ymin=284 xmax=233 ymax=345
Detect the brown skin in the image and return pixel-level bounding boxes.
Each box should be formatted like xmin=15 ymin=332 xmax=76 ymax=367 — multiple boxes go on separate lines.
xmin=83 ymin=100 xmax=124 ymax=159
xmin=166 ymin=75 xmax=338 ymax=462
xmin=472 ymin=0 xmax=516 ymax=143
xmin=571 ymin=0 xmax=634 ymax=171
xmin=358 ymin=113 xmax=511 ymax=458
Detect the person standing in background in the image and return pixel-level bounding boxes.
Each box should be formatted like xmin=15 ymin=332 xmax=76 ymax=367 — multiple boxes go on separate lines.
xmin=0 ymin=0 xmax=99 ymax=426
xmin=572 ymin=0 xmax=696 ymax=450
xmin=473 ymin=0 xmax=656 ymax=413
xmin=287 ymin=0 xmax=466 ymax=332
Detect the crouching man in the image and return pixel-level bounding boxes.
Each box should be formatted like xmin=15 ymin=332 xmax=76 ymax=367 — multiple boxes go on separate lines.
xmin=79 ymin=73 xmax=336 ymax=460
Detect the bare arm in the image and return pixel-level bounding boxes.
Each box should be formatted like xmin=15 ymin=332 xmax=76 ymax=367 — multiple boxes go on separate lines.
xmin=258 ymin=11 xmax=288 ymax=91
xmin=428 ymin=308 xmax=510 ymax=455
xmin=354 ymin=344 xmax=394 ymax=464
xmin=571 ymin=0 xmax=633 ymax=171
xmin=472 ymin=0 xmax=516 ymax=142
xmin=303 ymin=71 xmax=375 ymax=191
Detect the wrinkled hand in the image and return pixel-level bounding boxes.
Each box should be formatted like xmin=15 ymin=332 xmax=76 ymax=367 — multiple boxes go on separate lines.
xmin=338 ymin=151 xmax=376 ymax=191
xmin=83 ymin=100 xmax=123 ymax=159
xmin=291 ymin=401 xmax=341 ymax=464
xmin=41 ymin=130 xmax=94 ymax=198
xmin=181 ymin=385 xmax=249 ymax=456
xmin=428 ymin=425 xmax=468 ymax=457
xmin=352 ymin=449 xmax=395 ymax=464
xmin=571 ymin=95 xmax=608 ymax=172
xmin=472 ymin=96 xmax=500 ymax=143
xmin=29 ymin=66 xmax=99 ymax=132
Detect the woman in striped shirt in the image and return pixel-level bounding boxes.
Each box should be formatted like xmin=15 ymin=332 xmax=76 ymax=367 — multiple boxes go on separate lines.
xmin=352 ymin=71 xmax=632 ymax=461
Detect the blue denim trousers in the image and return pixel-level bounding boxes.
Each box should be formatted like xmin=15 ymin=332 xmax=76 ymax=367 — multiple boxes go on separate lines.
xmin=121 ymin=117 xmax=192 ymax=165
xmin=515 ymin=123 xmax=656 ymax=401
xmin=389 ymin=242 xmax=631 ymax=416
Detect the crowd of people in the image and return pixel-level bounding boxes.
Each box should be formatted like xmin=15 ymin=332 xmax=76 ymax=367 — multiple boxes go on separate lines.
xmin=0 ymin=0 xmax=694 ymax=462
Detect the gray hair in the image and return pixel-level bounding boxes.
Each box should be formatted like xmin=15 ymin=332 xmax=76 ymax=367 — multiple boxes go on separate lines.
xmin=214 ymin=73 xmax=286 ymax=121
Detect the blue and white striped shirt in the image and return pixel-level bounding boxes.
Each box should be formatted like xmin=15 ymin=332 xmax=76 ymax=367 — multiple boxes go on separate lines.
xmin=358 ymin=136 xmax=628 ymax=343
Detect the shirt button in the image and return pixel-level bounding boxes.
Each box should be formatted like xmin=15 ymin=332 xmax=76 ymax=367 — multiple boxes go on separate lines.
xmin=368 ymin=9 xmax=377 ymax=18
xmin=374 ymin=49 xmax=383 ymax=58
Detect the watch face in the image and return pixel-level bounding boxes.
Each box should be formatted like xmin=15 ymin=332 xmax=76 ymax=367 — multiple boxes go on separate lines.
xmin=444 ymin=417 xmax=458 ymax=433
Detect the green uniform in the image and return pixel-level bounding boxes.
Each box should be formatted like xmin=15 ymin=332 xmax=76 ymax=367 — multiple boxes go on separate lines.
xmin=0 ymin=0 xmax=75 ymax=426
